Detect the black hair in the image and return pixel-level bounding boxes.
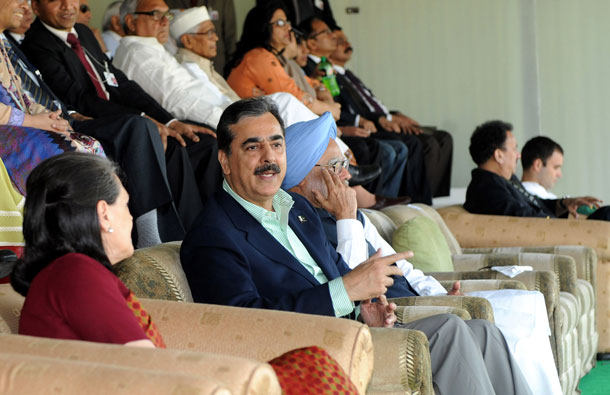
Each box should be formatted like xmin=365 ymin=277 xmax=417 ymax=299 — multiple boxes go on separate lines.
xmin=217 ymin=97 xmax=285 ymax=155
xmin=297 ymin=16 xmax=321 ymax=39
xmin=223 ymin=0 xmax=288 ymax=77
xmin=11 ymin=153 xmax=121 ymax=297
xmin=521 ymin=136 xmax=564 ymax=170
xmin=469 ymin=120 xmax=513 ymax=165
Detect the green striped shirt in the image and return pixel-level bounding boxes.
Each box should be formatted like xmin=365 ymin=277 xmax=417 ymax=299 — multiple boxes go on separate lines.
xmin=223 ymin=180 xmax=355 ymax=317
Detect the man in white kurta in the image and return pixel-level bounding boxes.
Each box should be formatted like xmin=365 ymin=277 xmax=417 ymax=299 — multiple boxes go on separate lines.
xmin=281 ymin=115 xmax=562 ymax=395
xmin=113 ymin=1 xmax=316 ymax=128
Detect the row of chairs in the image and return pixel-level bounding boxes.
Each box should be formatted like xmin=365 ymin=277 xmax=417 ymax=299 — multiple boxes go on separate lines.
xmin=1 ymin=202 xmax=607 ymax=393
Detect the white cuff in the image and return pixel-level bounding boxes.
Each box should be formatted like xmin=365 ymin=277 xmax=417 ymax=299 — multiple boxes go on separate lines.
xmin=337 ymin=218 xmax=365 ymax=246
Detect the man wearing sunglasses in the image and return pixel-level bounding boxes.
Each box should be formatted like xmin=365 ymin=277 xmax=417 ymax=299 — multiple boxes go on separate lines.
xmin=75 ymin=0 xmax=108 ymax=54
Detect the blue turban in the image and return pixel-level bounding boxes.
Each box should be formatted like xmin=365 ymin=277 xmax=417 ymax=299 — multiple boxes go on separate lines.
xmin=282 ymin=112 xmax=337 ymax=190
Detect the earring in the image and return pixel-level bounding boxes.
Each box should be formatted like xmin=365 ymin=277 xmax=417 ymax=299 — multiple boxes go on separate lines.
xmin=108 ymin=227 xmax=114 ymax=233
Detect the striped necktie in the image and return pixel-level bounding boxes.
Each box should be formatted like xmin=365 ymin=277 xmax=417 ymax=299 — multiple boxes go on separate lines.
xmin=2 ymin=37 xmax=57 ymax=109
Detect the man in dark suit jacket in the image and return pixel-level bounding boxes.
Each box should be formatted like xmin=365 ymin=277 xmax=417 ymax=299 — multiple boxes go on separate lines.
xmin=180 ymin=98 xmax=532 ymax=395
xmin=465 ymin=120 xmax=610 ymax=221
xmin=2 ymin=28 xmax=193 ymax=245
xmin=299 ymin=17 xmax=438 ymax=204
xmin=22 ymin=0 xmax=222 ymax=212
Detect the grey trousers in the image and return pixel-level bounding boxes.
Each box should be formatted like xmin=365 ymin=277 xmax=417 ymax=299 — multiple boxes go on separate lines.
xmin=396 ymin=314 xmax=532 ymax=395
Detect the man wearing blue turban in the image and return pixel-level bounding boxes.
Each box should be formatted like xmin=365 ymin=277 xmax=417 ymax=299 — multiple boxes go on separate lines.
xmin=283 ymin=112 xmax=560 ymax=395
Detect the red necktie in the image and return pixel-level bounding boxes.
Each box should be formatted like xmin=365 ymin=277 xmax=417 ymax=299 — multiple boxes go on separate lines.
xmin=67 ymin=33 xmax=107 ymax=100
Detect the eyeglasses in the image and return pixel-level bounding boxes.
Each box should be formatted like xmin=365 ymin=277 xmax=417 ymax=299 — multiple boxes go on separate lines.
xmin=79 ymin=4 xmax=90 ymax=13
xmin=309 ymin=28 xmax=332 ymax=39
xmin=189 ymin=28 xmax=217 ymax=39
xmin=315 ymin=158 xmax=349 ymax=174
xmin=269 ymin=19 xmax=290 ymax=28
xmin=133 ymin=10 xmax=174 ymax=21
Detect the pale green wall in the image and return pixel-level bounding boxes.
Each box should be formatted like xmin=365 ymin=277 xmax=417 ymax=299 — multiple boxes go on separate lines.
xmin=89 ymin=0 xmax=610 ymax=201
xmin=90 ymin=0 xmax=113 ymax=29
xmin=331 ymin=0 xmax=610 ymax=201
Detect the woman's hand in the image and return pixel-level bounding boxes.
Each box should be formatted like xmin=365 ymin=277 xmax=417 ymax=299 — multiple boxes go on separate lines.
xmin=23 ymin=110 xmax=72 ymax=134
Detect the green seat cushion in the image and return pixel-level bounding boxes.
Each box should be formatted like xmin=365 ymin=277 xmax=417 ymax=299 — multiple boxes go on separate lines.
xmin=391 ymin=216 xmax=454 ymax=272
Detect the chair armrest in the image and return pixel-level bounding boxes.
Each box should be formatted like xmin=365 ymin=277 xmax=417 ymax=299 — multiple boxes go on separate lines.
xmin=438 ymin=210 xmax=610 ymax=262
xmin=368 ymin=327 xmax=433 ymax=395
xmin=141 ymin=298 xmax=373 ymax=394
xmin=452 ymin=253 xmax=578 ymax=294
xmin=429 ymin=270 xmax=559 ymax=321
xmin=395 ymin=305 xmax=471 ymax=323
xmin=0 ymin=352 xmax=231 ymax=395
xmin=113 ymin=242 xmax=191 ymax=302
xmin=461 ymin=245 xmax=597 ymax=292
xmin=0 ymin=333 xmax=279 ymax=394
xmin=389 ymin=295 xmax=494 ymax=322
xmin=435 ymin=278 xmax=528 ymax=292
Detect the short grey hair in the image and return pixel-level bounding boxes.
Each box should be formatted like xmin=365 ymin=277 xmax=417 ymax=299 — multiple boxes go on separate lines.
xmin=102 ymin=1 xmax=123 ymax=31
xmin=119 ymin=0 xmax=139 ymax=32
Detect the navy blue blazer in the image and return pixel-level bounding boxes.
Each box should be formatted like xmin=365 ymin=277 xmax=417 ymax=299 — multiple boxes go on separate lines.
xmin=181 ymin=189 xmax=416 ymax=317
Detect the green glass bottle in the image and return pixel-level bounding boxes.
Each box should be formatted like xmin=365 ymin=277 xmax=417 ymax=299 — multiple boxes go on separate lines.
xmin=317 ymin=56 xmax=341 ymax=97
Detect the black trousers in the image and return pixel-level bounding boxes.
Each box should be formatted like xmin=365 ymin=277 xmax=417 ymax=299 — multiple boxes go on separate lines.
xmin=73 ymin=115 xmax=214 ymax=242
xmin=587 ymin=206 xmax=610 ymax=221
xmin=372 ymin=130 xmax=432 ymax=205
xmin=165 ymin=127 xmax=222 ymax=233
xmin=340 ymin=135 xmax=384 ymax=194
xmin=419 ymin=128 xmax=453 ymax=198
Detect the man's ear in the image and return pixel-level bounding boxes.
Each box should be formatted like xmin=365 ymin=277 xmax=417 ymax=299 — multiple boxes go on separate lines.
xmin=306 ymin=37 xmax=317 ymax=53
xmin=31 ymin=0 xmax=40 ymax=16
xmin=218 ymin=150 xmax=230 ymax=176
xmin=532 ymin=158 xmax=543 ymax=172
xmin=96 ymin=200 xmax=111 ymax=233
xmin=493 ymin=147 xmax=504 ymax=164
xmin=181 ymin=34 xmax=192 ymax=50
xmin=110 ymin=15 xmax=122 ymax=33
xmin=124 ymin=14 xmax=136 ymax=35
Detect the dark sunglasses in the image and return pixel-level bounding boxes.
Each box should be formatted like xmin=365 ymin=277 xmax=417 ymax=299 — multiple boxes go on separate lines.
xmin=80 ymin=4 xmax=90 ymax=13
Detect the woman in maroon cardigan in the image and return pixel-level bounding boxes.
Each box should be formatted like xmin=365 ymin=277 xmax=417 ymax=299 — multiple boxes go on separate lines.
xmin=11 ymin=152 xmax=162 ymax=348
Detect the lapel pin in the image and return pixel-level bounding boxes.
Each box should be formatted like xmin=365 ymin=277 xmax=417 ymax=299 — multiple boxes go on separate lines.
xmin=298 ymin=215 xmax=307 ymax=223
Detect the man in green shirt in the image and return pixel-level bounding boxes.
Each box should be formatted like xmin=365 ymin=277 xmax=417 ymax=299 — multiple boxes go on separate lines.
xmin=181 ymin=98 xmax=532 ymax=395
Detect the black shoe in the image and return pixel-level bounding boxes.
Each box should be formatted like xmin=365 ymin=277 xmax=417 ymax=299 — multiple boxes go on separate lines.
xmin=348 ymin=164 xmax=382 ymax=186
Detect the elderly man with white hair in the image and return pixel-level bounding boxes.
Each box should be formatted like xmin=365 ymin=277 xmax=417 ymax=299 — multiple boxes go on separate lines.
xmin=113 ymin=0 xmax=317 ymax=128
xmin=101 ymin=1 xmax=125 ymax=58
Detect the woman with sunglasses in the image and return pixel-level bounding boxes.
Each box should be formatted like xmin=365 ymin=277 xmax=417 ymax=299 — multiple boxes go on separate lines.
xmin=76 ymin=0 xmax=109 ymax=54
xmin=225 ymin=1 xmax=340 ymax=120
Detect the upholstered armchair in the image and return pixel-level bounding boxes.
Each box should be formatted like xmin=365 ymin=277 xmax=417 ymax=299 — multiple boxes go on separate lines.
xmin=437 ymin=205 xmax=609 ymax=353
xmin=362 ymin=204 xmax=595 ymax=394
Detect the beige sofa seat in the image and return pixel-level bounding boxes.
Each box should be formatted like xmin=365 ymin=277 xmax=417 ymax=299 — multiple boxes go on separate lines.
xmin=0 ymin=352 xmax=232 ymax=395
xmin=0 ymin=284 xmax=374 ymax=394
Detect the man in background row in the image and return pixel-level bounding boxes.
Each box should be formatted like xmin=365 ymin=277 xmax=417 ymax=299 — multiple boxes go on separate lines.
xmin=165 ymin=0 xmax=236 ymax=74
